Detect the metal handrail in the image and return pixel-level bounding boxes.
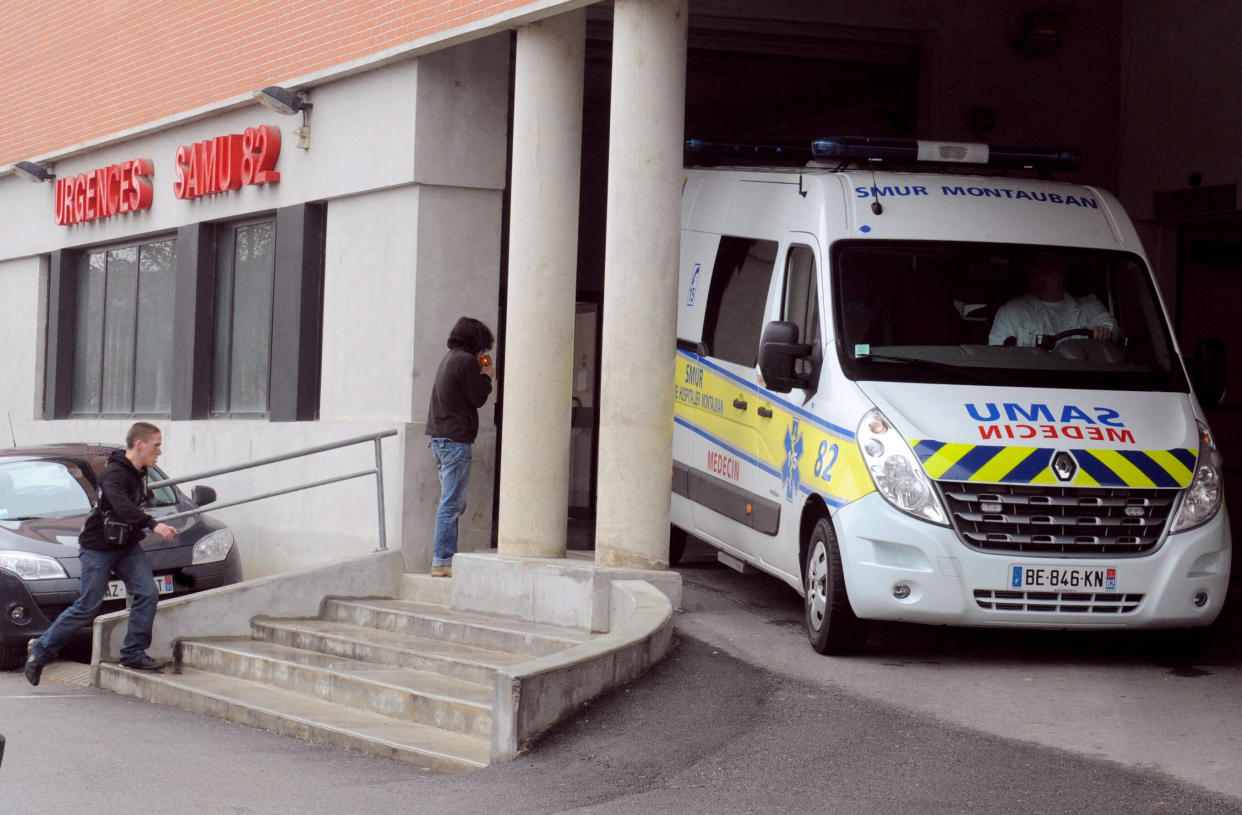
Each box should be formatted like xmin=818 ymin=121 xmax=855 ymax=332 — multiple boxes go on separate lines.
xmin=148 ymin=429 xmax=397 ymax=551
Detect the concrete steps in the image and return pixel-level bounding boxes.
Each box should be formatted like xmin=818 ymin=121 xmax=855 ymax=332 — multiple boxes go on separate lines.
xmin=100 ymin=664 xmax=492 ymax=771
xmin=97 ymin=588 xmax=590 ymax=772
xmin=250 ymin=616 xmax=530 ymax=686
xmin=92 ymin=557 xmax=678 ymax=771
xmin=321 ymin=597 xmax=593 ymax=657
xmin=178 ymin=638 xmax=494 ymax=737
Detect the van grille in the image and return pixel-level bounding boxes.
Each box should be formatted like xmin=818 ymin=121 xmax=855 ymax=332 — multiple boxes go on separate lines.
xmin=973 ymin=589 xmax=1144 ymax=614
xmin=939 ymin=482 xmax=1176 ymax=557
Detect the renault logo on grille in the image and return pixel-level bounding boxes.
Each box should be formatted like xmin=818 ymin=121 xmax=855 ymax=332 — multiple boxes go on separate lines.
xmin=1051 ymin=451 xmax=1077 ymax=482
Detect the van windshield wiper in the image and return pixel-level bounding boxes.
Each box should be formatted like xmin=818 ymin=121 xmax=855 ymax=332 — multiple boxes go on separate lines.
xmin=855 ymin=353 xmax=1019 ymax=385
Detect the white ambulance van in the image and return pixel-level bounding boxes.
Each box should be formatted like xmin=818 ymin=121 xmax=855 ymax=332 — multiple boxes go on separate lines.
xmin=671 ymin=136 xmax=1230 ymax=654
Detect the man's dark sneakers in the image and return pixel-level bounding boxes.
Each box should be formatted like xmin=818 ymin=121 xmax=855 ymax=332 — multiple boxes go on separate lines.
xmin=23 ymin=640 xmax=43 ymax=687
xmin=119 ymin=654 xmax=166 ymax=672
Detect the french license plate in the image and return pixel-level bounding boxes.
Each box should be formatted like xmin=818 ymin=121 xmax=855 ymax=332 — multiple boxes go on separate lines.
xmin=1009 ymin=565 xmax=1117 ymax=591
xmin=104 ymin=575 xmax=175 ymax=600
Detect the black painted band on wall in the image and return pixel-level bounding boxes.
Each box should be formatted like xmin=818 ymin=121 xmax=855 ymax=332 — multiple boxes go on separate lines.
xmin=42 ymin=201 xmax=326 ymax=422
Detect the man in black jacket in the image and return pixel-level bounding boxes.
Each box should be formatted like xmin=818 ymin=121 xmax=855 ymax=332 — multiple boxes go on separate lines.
xmin=24 ymin=422 xmax=179 ymax=685
xmin=425 ymin=317 xmax=494 ymax=577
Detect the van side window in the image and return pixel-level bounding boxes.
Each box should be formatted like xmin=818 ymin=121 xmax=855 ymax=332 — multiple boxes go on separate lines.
xmin=782 ymin=244 xmax=820 ymax=376
xmin=701 ymin=236 xmax=777 ymax=366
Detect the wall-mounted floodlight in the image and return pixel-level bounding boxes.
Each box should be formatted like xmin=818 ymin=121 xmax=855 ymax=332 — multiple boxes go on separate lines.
xmin=254 ymin=85 xmax=311 ymax=115
xmin=253 ymin=85 xmax=312 ymax=149
xmin=13 ymin=161 xmax=55 ymax=182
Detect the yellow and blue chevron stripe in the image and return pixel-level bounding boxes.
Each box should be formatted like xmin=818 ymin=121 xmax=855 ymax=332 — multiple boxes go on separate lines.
xmin=912 ymin=440 xmax=1197 ymax=488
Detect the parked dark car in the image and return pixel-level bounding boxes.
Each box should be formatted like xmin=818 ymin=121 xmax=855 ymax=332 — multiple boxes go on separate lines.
xmin=0 ymin=443 xmax=241 ymax=669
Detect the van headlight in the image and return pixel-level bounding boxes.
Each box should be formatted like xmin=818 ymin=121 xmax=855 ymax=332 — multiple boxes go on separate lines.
xmin=1171 ymin=421 xmax=1223 ymax=533
xmin=857 ymin=410 xmax=949 ymax=525
xmin=0 ymin=551 xmax=69 ymax=580
xmin=192 ymin=528 xmax=235 ymax=565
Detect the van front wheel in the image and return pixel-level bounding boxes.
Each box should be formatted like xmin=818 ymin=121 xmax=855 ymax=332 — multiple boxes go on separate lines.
xmin=804 ymin=518 xmax=866 ymax=655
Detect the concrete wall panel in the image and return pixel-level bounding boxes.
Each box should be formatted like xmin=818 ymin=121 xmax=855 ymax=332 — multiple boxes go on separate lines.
xmin=0 ymin=60 xmax=421 ymax=262
xmin=322 ymin=186 xmax=421 ymax=422
xmin=0 ymin=256 xmax=45 ymax=426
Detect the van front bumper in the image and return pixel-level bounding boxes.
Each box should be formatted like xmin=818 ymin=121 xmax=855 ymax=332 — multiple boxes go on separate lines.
xmin=832 ymin=492 xmax=1231 ymax=629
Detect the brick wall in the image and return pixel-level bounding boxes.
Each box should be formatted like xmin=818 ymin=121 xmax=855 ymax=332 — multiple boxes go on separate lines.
xmin=0 ymin=0 xmax=536 ymax=167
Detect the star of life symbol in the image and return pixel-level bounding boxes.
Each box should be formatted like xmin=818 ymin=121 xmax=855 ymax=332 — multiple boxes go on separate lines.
xmin=686 ymin=263 xmax=701 ymax=306
xmin=781 ymin=420 xmax=804 ymax=502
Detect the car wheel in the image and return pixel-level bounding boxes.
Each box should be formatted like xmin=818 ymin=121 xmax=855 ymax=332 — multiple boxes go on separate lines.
xmin=669 ymin=525 xmax=688 ymax=567
xmin=0 ymin=641 xmax=26 ymax=671
xmin=804 ymin=517 xmax=867 ymax=655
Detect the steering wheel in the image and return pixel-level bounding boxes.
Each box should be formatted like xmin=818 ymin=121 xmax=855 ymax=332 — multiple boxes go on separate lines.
xmin=1037 ymin=327 xmax=1094 ymax=351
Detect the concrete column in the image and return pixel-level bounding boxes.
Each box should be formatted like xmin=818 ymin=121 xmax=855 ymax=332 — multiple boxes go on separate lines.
xmin=496 ymin=11 xmax=585 ymax=558
xmin=595 ymin=0 xmax=687 ymax=569
xmin=396 ymin=35 xmax=510 ymax=573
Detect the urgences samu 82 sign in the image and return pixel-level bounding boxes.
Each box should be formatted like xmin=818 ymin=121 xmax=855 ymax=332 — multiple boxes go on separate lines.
xmin=173 ymin=125 xmax=281 ymax=199
xmin=55 ymin=159 xmax=154 ymax=225
xmin=52 ymin=124 xmax=282 ymax=225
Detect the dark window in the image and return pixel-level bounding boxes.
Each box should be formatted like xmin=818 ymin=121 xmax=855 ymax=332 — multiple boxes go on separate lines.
xmin=831 ymin=240 xmax=1186 ymax=392
xmin=212 ymin=219 xmax=276 ymax=415
xmin=45 ymin=204 xmax=325 ymax=422
xmin=701 ymin=236 xmax=776 ymax=366
xmin=782 ymin=244 xmax=820 ymax=377
xmin=71 ymin=238 xmax=176 ymax=415
xmin=146 ymin=466 xmax=178 ymax=507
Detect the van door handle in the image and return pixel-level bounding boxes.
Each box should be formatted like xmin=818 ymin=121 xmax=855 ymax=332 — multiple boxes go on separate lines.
xmin=757 ymin=406 xmax=773 ymax=418
xmin=732 ymin=398 xmax=748 ymax=411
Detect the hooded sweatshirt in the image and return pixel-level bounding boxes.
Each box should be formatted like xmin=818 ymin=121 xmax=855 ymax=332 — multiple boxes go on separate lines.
xmin=79 ymin=448 xmax=157 ymax=551
xmin=425 ymin=347 xmax=493 ymax=443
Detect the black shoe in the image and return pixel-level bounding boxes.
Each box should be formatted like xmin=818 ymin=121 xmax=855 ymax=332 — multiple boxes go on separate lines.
xmin=23 ymin=651 xmax=43 ymax=687
xmin=119 ymin=654 xmax=166 ymax=672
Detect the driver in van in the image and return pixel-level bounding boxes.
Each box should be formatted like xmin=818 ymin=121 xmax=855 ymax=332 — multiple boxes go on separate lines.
xmin=988 ymin=255 xmax=1117 ymax=347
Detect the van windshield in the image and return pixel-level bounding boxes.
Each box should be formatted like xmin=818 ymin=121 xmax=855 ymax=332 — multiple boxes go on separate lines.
xmin=831 ymin=241 xmax=1187 ymax=392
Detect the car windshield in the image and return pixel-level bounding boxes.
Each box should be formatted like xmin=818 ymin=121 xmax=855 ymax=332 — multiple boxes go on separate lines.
xmin=832 ymin=241 xmax=1186 ymax=391
xmin=0 ymin=460 xmax=93 ymax=520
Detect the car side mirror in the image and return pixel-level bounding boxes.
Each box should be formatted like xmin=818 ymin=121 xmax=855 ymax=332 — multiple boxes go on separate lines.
xmin=1188 ymin=338 xmax=1226 ymax=409
xmin=191 ymin=485 xmax=217 ymax=507
xmin=758 ymin=320 xmax=813 ymax=393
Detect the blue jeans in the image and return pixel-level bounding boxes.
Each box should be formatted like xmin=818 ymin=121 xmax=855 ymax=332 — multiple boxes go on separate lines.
xmin=430 ymin=438 xmax=472 ymax=567
xmin=31 ymin=544 xmax=158 ymax=664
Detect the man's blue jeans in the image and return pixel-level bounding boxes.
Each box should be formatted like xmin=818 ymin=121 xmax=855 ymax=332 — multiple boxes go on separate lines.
xmin=430 ymin=438 xmax=472 ymax=567
xmin=31 ymin=544 xmax=158 ymax=664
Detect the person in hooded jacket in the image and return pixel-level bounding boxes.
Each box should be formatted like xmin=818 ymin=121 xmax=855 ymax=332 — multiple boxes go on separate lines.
xmin=24 ymin=422 xmax=178 ymax=685
xmin=425 ymin=317 xmax=495 ymax=577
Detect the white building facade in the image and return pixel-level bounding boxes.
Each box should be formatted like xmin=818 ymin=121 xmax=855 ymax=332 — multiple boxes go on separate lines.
xmin=2 ymin=0 xmax=1241 ymax=580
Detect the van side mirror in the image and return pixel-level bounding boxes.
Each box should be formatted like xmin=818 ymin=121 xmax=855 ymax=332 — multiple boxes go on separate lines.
xmin=191 ymin=485 xmax=218 ymax=507
xmin=758 ymin=320 xmax=813 ymax=393
xmin=1188 ymin=338 xmax=1226 ymax=409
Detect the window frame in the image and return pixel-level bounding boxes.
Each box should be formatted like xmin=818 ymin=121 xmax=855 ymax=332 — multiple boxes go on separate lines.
xmin=43 ymin=202 xmax=326 ymax=422
xmin=780 ymin=242 xmax=821 ymax=380
xmin=66 ymin=234 xmax=179 ymax=418
xmin=700 ymin=235 xmax=779 ymax=367
xmin=210 ymin=215 xmax=278 ymax=418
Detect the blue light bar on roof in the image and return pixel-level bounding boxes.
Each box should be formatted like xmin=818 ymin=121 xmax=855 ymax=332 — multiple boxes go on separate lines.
xmin=685 ymin=139 xmax=812 ymax=162
xmin=810 ymin=136 xmax=1082 ymax=172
